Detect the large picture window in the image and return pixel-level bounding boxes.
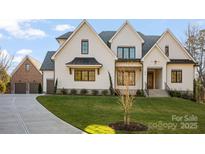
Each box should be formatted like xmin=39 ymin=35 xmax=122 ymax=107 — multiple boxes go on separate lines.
xmin=81 ymin=40 xmax=89 ymax=54
xmin=171 ymin=70 xmax=182 ymax=83
xmin=117 ymin=47 xmax=136 ymax=59
xmin=74 ymin=69 xmax=95 ymax=81
xmin=117 ymin=70 xmax=135 ymax=86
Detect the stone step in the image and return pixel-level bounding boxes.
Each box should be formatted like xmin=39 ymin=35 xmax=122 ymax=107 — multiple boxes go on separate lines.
xmin=148 ymin=89 xmax=170 ymax=97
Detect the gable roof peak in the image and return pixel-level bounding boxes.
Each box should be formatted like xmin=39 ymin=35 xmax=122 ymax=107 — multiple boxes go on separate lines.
xmin=51 ymin=19 xmax=117 ymax=60
xmin=11 ymin=55 xmax=41 ymax=76
xmin=108 ymin=20 xmax=144 ymax=43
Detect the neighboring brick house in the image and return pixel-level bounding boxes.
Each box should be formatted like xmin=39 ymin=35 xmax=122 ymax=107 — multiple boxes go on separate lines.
xmin=11 ymin=56 xmax=42 ymax=94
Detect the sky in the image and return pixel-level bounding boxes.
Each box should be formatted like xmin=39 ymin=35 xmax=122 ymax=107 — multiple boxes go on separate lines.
xmin=0 ymin=19 xmax=205 ymax=73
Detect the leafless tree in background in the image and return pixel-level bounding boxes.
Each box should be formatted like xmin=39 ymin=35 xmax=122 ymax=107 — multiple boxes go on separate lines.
xmin=0 ymin=48 xmax=13 ymax=72
xmin=185 ymin=24 xmax=205 ymax=84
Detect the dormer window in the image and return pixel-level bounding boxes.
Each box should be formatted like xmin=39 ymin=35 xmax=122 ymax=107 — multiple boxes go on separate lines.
xmin=25 ymin=64 xmax=30 ymax=71
xmin=165 ymin=45 xmax=169 ymax=57
xmin=81 ymin=40 xmax=89 ymax=54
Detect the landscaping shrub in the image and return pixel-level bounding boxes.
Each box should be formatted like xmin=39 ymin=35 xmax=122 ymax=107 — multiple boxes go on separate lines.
xmin=102 ymin=89 xmax=109 ymax=96
xmin=80 ymin=89 xmax=88 ymax=95
xmin=136 ymin=89 xmax=145 ymax=97
xmin=169 ymin=90 xmax=194 ymax=101
xmin=70 ymin=89 xmax=77 ymax=95
xmin=0 ymin=80 xmax=6 ymax=93
xmin=91 ymin=90 xmax=99 ymax=96
xmin=61 ymin=88 xmax=67 ymax=95
xmin=169 ymin=90 xmax=181 ymax=97
xmin=38 ymin=83 xmax=42 ymax=94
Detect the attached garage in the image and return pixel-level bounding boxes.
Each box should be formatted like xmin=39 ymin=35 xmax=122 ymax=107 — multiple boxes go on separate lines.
xmin=46 ymin=79 xmax=54 ymax=94
xmin=29 ymin=83 xmax=39 ymax=94
xmin=15 ymin=83 xmax=27 ymax=94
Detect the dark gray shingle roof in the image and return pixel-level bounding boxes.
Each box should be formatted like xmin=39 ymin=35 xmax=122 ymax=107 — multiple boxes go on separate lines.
xmin=137 ymin=32 xmax=161 ymax=56
xmin=168 ymin=59 xmax=195 ymax=64
xmin=56 ymin=31 xmax=73 ymax=39
xmin=66 ymin=57 xmax=102 ymax=66
xmin=40 ymin=51 xmax=55 ymax=71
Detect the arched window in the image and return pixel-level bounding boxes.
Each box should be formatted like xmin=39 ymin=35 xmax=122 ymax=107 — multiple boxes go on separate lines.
xmin=165 ymin=45 xmax=169 ymax=57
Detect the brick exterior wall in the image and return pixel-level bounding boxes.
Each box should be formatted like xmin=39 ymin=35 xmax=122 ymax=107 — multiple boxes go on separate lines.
xmin=11 ymin=58 xmax=42 ymax=93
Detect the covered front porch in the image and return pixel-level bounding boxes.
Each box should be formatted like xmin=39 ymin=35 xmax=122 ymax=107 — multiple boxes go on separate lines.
xmin=146 ymin=68 xmax=163 ymax=89
xmin=115 ymin=60 xmax=143 ymax=94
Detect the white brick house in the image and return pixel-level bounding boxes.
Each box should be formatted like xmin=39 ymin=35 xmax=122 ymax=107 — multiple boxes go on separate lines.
xmin=40 ymin=20 xmax=197 ymax=95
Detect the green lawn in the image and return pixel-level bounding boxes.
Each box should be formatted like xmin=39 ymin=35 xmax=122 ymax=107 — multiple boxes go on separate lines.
xmin=37 ymin=95 xmax=205 ymax=134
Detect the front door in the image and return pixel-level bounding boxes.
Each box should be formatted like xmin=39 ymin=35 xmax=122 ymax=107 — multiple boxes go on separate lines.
xmin=147 ymin=72 xmax=154 ymax=89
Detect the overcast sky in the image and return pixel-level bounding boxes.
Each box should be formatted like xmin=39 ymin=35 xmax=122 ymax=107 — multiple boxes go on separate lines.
xmin=0 ymin=19 xmax=205 ymax=73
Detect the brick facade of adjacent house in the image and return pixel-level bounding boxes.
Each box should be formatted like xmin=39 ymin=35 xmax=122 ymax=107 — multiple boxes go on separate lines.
xmin=11 ymin=58 xmax=42 ymax=93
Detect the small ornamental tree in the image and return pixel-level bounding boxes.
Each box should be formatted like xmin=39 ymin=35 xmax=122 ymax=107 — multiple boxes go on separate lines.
xmin=108 ymin=72 xmax=114 ymax=95
xmin=116 ymin=70 xmax=135 ymax=125
xmin=54 ymin=79 xmax=58 ymax=94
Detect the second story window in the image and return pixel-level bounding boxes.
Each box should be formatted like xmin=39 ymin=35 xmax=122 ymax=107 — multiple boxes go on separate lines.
xmin=117 ymin=47 xmax=136 ymax=59
xmin=81 ymin=40 xmax=89 ymax=54
xmin=165 ymin=45 xmax=169 ymax=57
xmin=25 ymin=64 xmax=30 ymax=72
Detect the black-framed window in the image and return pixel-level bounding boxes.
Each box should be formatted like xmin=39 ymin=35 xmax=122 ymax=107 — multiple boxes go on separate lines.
xmin=117 ymin=70 xmax=135 ymax=86
xmin=165 ymin=45 xmax=169 ymax=57
xmin=74 ymin=69 xmax=95 ymax=81
xmin=81 ymin=40 xmax=89 ymax=54
xmin=171 ymin=70 xmax=182 ymax=83
xmin=117 ymin=47 xmax=136 ymax=59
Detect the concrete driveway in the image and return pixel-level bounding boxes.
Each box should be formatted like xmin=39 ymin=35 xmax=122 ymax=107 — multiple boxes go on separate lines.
xmin=0 ymin=94 xmax=84 ymax=134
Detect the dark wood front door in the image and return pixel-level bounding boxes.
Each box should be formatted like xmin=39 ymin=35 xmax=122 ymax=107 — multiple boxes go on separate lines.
xmin=147 ymin=72 xmax=154 ymax=89
xmin=46 ymin=79 xmax=54 ymax=94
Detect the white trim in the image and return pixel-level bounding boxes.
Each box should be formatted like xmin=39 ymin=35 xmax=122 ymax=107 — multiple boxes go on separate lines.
xmin=156 ymin=29 xmax=196 ymax=62
xmin=141 ymin=44 xmax=170 ymax=61
xmin=11 ymin=55 xmax=42 ymax=77
xmin=108 ymin=20 xmax=144 ymax=43
xmin=52 ymin=19 xmax=117 ymax=60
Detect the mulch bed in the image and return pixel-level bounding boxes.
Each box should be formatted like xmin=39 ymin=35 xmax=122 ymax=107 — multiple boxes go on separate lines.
xmin=109 ymin=121 xmax=148 ymax=131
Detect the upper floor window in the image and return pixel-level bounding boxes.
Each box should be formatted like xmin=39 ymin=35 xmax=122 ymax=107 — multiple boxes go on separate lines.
xmin=171 ymin=70 xmax=182 ymax=83
xmin=25 ymin=64 xmax=30 ymax=71
xmin=117 ymin=47 xmax=136 ymax=59
xmin=165 ymin=45 xmax=169 ymax=57
xmin=81 ymin=40 xmax=89 ymax=54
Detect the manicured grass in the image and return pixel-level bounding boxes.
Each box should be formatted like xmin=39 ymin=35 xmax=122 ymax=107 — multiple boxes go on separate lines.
xmin=37 ymin=95 xmax=205 ymax=134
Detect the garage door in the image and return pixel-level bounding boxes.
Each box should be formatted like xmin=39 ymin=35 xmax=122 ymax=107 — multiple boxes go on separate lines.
xmin=47 ymin=80 xmax=54 ymax=94
xmin=15 ymin=83 xmax=27 ymax=94
xmin=29 ymin=83 xmax=39 ymax=93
